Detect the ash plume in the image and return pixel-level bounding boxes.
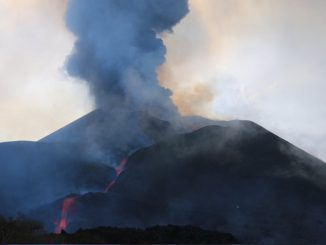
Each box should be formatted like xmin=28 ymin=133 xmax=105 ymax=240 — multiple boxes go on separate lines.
xmin=65 ymin=0 xmax=189 ymax=119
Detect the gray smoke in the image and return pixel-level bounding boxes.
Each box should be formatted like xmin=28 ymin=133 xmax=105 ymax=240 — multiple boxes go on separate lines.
xmin=65 ymin=0 xmax=189 ymax=119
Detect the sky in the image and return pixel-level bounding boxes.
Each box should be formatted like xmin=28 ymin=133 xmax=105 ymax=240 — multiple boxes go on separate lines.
xmin=0 ymin=0 xmax=93 ymax=141
xmin=0 ymin=0 xmax=325 ymax=161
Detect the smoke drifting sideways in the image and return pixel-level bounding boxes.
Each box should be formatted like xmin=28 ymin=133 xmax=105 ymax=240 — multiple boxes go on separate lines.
xmin=65 ymin=0 xmax=189 ymax=120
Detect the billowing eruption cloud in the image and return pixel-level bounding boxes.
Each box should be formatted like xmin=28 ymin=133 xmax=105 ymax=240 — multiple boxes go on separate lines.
xmin=65 ymin=0 xmax=189 ymax=119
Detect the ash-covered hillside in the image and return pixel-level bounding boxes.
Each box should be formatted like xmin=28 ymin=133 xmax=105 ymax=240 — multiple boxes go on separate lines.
xmin=0 ymin=140 xmax=115 ymax=216
xmin=29 ymin=118 xmax=326 ymax=243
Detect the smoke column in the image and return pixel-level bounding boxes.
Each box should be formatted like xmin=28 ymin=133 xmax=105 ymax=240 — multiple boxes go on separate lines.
xmin=65 ymin=0 xmax=189 ymax=119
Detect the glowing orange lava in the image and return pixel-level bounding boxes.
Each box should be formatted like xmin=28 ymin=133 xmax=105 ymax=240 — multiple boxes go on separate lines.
xmin=104 ymin=158 xmax=127 ymax=193
xmin=54 ymin=196 xmax=76 ymax=234
xmin=116 ymin=158 xmax=127 ymax=175
xmin=54 ymin=158 xmax=127 ymax=232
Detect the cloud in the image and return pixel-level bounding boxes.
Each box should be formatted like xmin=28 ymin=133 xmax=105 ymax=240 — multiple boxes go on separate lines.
xmin=64 ymin=0 xmax=188 ymax=120
xmin=1 ymin=0 xmax=325 ymax=163
xmin=159 ymin=0 xmax=326 ymax=161
xmin=0 ymin=0 xmax=93 ymax=142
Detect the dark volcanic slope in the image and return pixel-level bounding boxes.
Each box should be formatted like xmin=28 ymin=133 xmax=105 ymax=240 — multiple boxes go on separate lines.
xmin=0 ymin=141 xmax=115 ymax=216
xmin=40 ymin=109 xmax=177 ymax=164
xmin=34 ymin=121 xmax=326 ymax=243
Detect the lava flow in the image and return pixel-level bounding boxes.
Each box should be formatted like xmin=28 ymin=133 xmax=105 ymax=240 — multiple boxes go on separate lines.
xmin=54 ymin=158 xmax=127 ymax=233
xmin=104 ymin=158 xmax=127 ymax=193
xmin=54 ymin=196 xmax=77 ymax=234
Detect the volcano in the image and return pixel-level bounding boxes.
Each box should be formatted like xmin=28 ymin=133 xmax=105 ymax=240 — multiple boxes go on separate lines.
xmin=40 ymin=109 xmax=180 ymax=165
xmin=23 ymin=113 xmax=326 ymax=243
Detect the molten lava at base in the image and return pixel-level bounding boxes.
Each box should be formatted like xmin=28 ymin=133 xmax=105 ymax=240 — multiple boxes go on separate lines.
xmin=54 ymin=196 xmax=76 ymax=234
xmin=54 ymin=158 xmax=128 ymax=233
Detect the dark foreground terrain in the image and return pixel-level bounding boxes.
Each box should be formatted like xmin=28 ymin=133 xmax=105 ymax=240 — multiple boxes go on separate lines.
xmin=0 ymin=216 xmax=239 ymax=244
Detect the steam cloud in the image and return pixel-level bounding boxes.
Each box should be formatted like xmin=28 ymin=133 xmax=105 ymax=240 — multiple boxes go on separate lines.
xmin=65 ymin=0 xmax=189 ymax=119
